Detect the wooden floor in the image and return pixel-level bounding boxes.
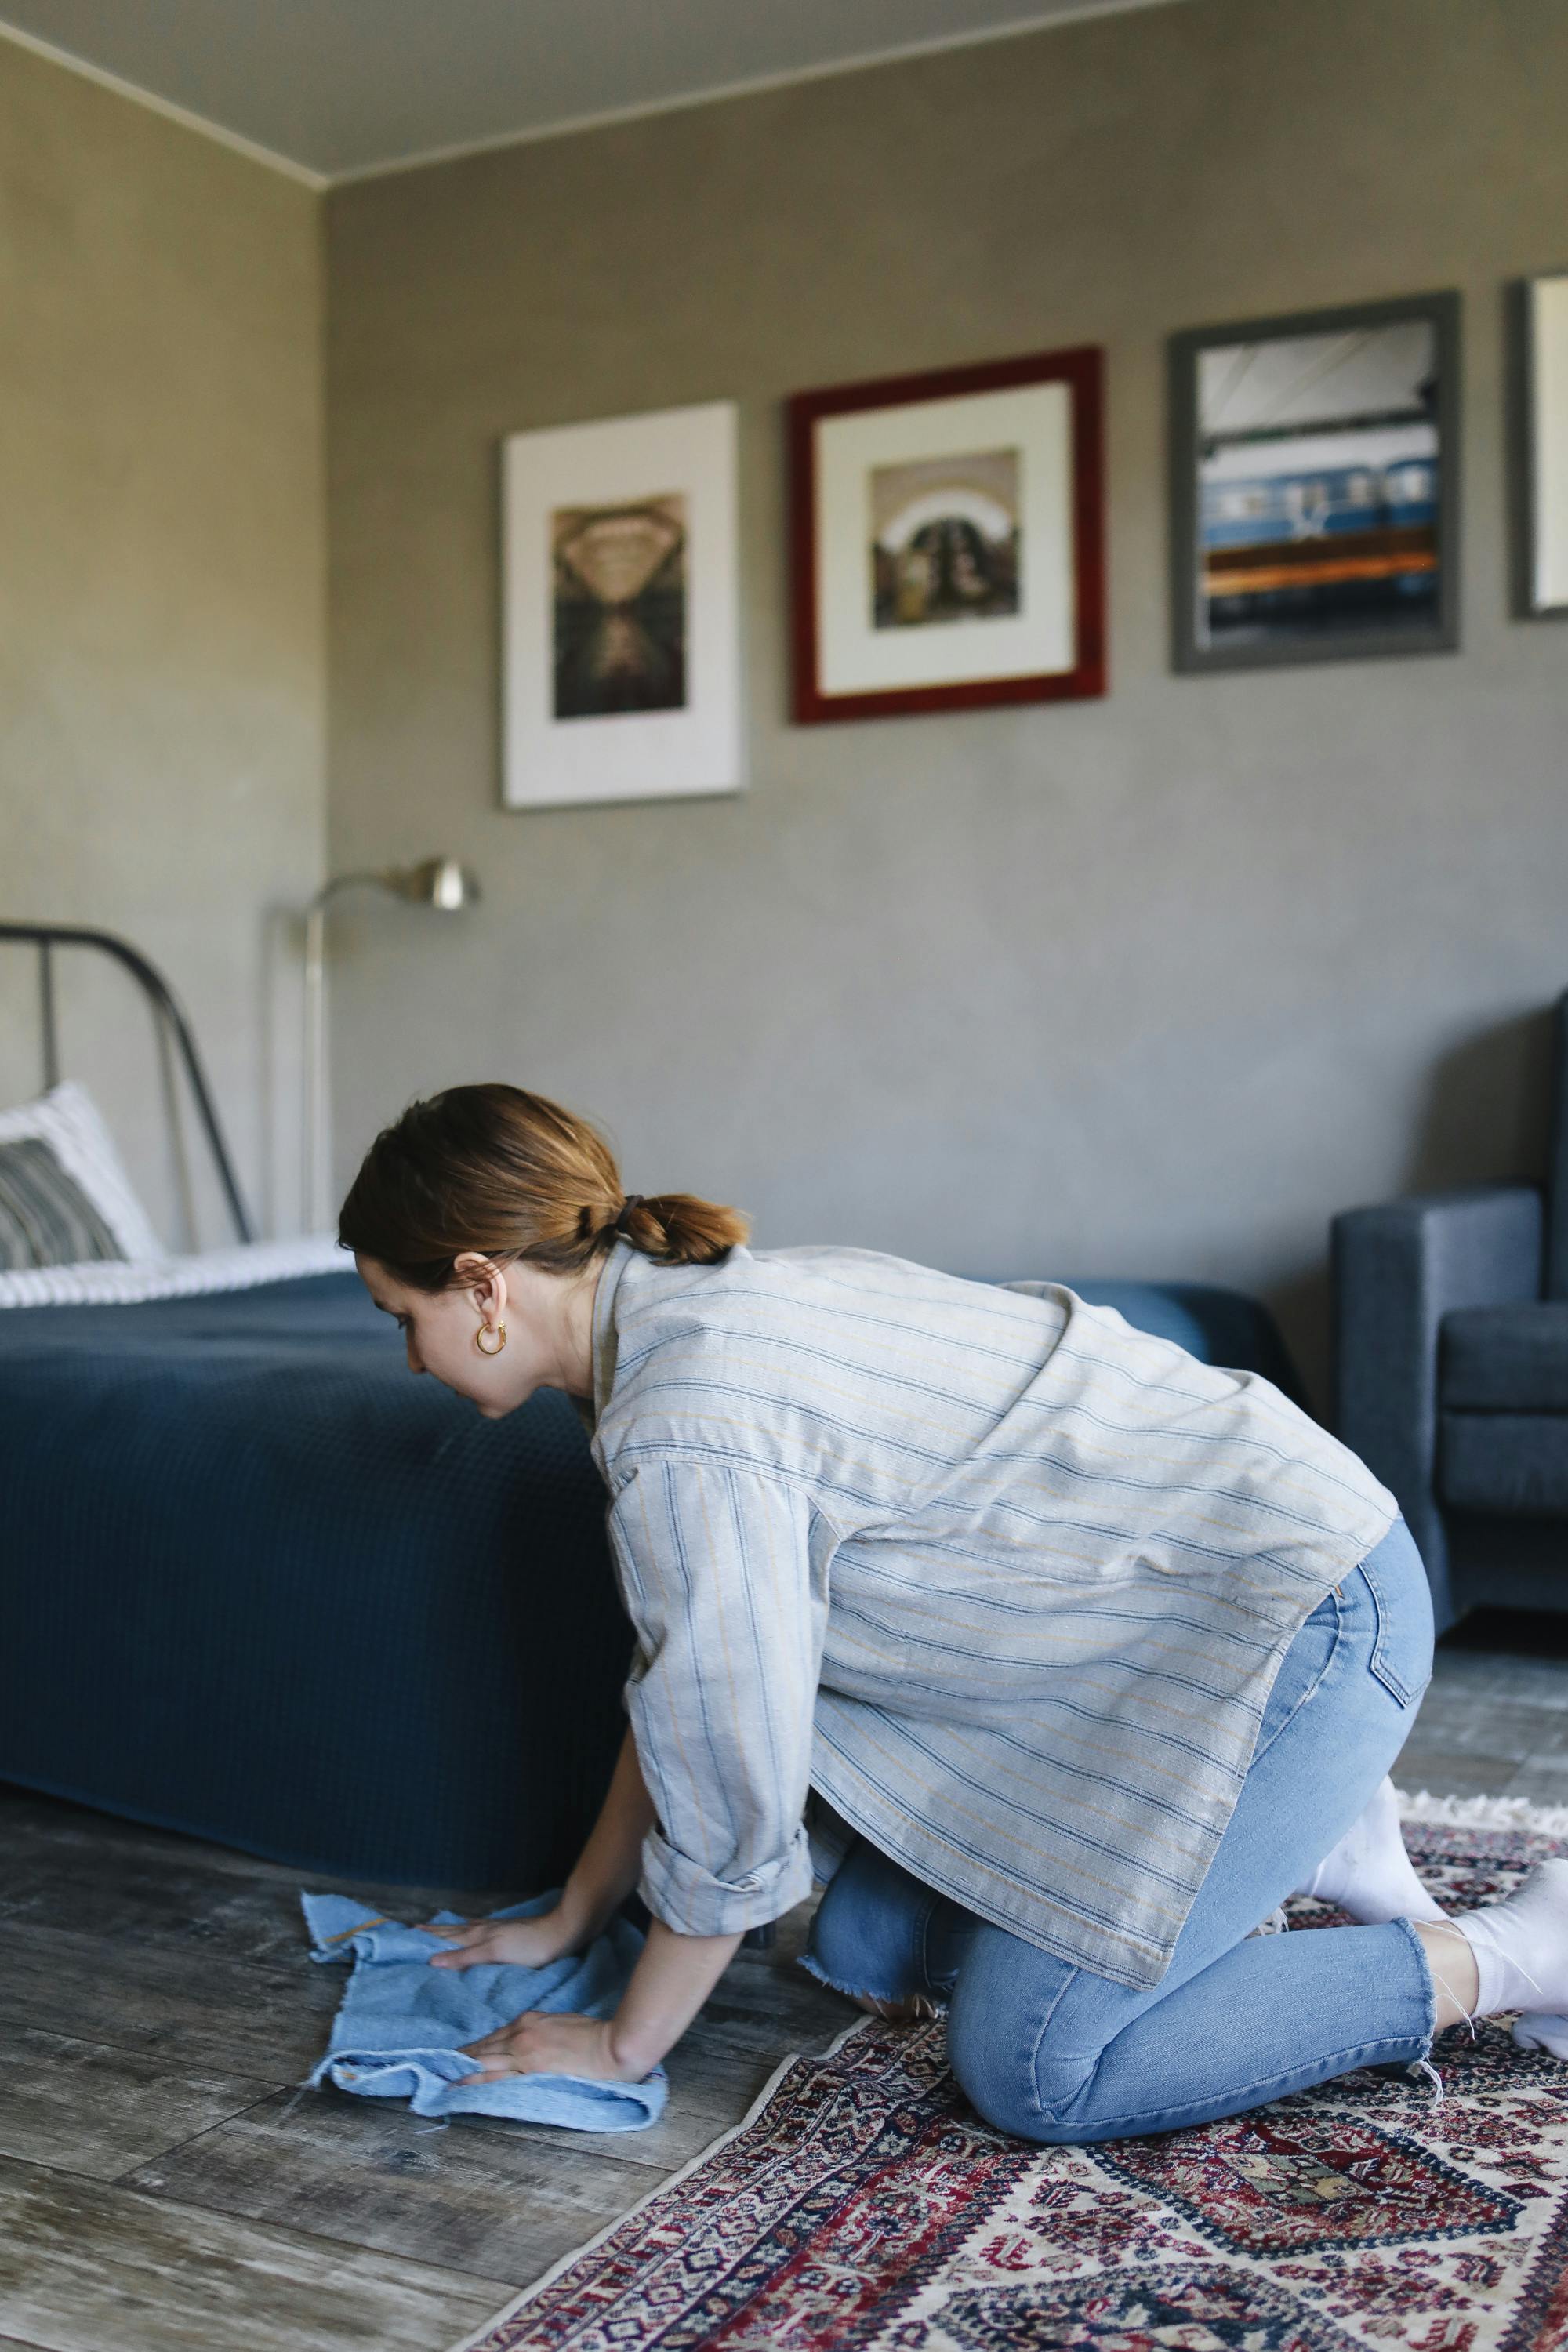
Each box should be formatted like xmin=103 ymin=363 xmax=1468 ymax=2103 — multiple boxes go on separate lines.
xmin=3 ymin=1611 xmax=1565 ymax=2352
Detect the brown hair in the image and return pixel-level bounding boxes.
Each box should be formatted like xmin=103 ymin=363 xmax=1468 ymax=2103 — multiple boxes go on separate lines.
xmin=338 ymin=1082 xmax=749 ymax=1290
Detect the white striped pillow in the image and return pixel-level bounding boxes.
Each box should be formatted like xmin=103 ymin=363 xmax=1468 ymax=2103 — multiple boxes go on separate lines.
xmin=0 ymin=1083 xmax=164 ymax=1263
xmin=0 ymin=1136 xmax=124 ymax=1269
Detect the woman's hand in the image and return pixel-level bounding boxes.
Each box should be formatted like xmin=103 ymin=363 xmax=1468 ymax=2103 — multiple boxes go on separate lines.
xmin=459 ymin=2011 xmax=649 ymax=2083
xmin=419 ymin=1910 xmax=581 ymax=1971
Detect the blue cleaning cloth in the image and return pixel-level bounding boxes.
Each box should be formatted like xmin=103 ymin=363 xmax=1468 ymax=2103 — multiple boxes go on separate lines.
xmin=302 ymin=1889 xmax=668 ymax=2130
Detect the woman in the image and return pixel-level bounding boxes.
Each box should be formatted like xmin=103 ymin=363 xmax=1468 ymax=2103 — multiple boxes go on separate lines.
xmin=339 ymin=1082 xmax=1568 ymax=2143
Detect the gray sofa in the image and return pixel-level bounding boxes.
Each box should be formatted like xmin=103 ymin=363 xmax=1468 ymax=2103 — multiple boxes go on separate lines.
xmin=1333 ymin=991 xmax=1568 ymax=1633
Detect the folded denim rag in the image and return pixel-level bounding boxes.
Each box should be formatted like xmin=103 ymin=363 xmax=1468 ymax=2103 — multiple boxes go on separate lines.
xmin=302 ymin=1889 xmax=667 ymax=2131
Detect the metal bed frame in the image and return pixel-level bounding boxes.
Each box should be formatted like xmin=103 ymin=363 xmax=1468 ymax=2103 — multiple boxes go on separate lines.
xmin=0 ymin=922 xmax=254 ymax=1245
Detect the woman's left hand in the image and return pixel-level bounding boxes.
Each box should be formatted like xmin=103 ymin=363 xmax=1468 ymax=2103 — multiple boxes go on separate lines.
xmin=459 ymin=2011 xmax=648 ymax=2083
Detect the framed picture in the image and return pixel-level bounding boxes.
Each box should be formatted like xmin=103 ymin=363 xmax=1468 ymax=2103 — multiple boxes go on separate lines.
xmin=1513 ymin=270 xmax=1568 ymax=618
xmin=502 ymin=400 xmax=742 ymax=809
xmin=788 ymin=347 xmax=1105 ymax=724
xmin=1168 ymin=292 xmax=1461 ymax=673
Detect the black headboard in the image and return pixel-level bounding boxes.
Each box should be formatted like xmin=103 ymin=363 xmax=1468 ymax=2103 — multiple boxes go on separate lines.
xmin=0 ymin=922 xmax=254 ymax=1245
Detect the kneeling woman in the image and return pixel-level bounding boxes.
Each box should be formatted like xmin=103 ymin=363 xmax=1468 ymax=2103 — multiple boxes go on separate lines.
xmin=339 ymin=1083 xmax=1565 ymax=2143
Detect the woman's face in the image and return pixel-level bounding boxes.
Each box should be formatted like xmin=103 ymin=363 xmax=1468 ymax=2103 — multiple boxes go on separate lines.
xmin=355 ymin=1254 xmax=555 ymax=1419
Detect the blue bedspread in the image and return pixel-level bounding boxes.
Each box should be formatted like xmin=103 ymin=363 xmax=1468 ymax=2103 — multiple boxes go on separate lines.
xmin=0 ymin=1266 xmax=1305 ymax=1889
xmin=0 ymin=1272 xmax=634 ymax=1886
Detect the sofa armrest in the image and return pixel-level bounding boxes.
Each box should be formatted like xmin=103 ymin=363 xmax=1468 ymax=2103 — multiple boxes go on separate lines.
xmin=1331 ymin=1185 xmax=1543 ymax=1624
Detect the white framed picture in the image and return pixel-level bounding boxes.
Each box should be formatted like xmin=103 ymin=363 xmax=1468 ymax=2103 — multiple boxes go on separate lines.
xmin=502 ymin=401 xmax=742 ymax=808
xmin=1522 ymin=271 xmax=1568 ymax=617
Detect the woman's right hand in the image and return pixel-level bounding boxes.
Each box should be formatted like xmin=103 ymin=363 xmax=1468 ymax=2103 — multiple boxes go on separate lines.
xmin=419 ymin=1909 xmax=582 ymax=1970
xmin=419 ymin=1727 xmax=649 ymax=1975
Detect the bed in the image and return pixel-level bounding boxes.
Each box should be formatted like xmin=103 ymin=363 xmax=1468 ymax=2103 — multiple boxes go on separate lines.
xmin=0 ymin=922 xmax=635 ymax=1889
xmin=0 ymin=923 xmax=1307 ymax=1892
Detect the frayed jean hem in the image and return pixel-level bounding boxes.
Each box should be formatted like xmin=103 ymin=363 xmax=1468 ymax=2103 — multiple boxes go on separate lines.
xmin=796 ymin=1948 xmax=950 ymax=2016
xmin=797 ymin=1948 xmax=869 ymax=2000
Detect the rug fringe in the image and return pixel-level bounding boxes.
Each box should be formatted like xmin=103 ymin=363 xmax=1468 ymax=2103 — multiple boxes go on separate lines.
xmin=441 ymin=2011 xmax=874 ymax=2352
xmin=1396 ymin=1786 xmax=1568 ymax=1837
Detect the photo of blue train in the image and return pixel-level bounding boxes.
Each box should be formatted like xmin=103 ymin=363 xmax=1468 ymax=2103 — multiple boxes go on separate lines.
xmin=1195 ymin=321 xmax=1444 ymax=648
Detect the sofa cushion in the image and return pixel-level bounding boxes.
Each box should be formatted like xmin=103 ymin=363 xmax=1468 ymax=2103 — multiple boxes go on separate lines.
xmin=1443 ymin=1302 xmax=1568 ymax=1411
xmin=1441 ymin=1410 xmax=1568 ymax=1515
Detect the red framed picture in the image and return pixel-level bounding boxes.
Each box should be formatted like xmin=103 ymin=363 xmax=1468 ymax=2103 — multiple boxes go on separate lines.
xmin=788 ymin=345 xmax=1105 ymax=724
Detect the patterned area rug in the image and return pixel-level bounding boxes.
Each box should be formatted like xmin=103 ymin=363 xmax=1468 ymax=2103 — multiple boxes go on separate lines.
xmin=449 ymin=1794 xmax=1568 ymax=2352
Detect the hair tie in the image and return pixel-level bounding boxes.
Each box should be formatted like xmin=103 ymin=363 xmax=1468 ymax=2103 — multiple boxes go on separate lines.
xmin=612 ymin=1194 xmax=645 ymax=1236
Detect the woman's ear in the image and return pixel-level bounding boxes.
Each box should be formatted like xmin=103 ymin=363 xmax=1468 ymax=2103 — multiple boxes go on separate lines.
xmin=452 ymin=1250 xmax=508 ymax=1325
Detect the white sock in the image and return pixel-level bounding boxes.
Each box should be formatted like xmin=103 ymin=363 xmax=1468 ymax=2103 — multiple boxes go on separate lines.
xmin=1292 ymin=1777 xmax=1447 ymax=1925
xmin=1513 ymin=2013 xmax=1568 ymax=2060
xmin=1450 ymin=1860 xmax=1568 ymax=2020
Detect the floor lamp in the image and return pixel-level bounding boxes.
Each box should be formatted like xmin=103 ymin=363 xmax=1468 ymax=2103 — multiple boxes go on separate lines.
xmin=303 ymin=857 xmax=480 ymax=1232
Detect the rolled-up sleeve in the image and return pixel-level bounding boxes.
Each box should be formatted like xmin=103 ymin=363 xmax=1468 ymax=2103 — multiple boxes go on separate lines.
xmin=606 ymin=1458 xmax=829 ymax=1937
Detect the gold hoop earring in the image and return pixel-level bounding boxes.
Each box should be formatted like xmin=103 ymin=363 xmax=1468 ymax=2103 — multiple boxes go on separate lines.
xmin=475 ymin=1322 xmax=507 ymax=1357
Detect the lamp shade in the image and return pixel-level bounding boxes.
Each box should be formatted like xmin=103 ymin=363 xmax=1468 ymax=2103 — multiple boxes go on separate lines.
xmin=383 ymin=857 xmax=480 ymax=912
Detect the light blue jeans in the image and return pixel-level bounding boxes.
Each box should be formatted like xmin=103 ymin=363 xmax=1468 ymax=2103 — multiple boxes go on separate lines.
xmin=803 ymin=1517 xmax=1439 ymax=2144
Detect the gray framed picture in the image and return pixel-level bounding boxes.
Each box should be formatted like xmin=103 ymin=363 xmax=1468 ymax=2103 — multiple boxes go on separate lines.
xmin=1512 ymin=270 xmax=1568 ymax=618
xmin=1169 ymin=292 xmax=1461 ymax=673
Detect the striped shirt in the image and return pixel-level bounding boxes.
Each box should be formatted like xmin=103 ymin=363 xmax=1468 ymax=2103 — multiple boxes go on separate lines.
xmin=588 ymin=1239 xmax=1396 ymax=1991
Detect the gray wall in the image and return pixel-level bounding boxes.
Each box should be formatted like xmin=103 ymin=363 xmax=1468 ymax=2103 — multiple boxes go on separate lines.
xmin=0 ymin=36 xmax=325 ymax=1243
xmin=325 ymin=0 xmax=1568 ymax=1402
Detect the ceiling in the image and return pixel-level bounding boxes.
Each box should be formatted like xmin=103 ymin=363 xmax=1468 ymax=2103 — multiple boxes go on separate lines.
xmin=0 ymin=0 xmax=1178 ymax=183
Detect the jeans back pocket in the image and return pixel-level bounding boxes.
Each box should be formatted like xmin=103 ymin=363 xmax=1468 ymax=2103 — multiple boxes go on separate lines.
xmin=1358 ymin=1519 xmax=1434 ymax=1708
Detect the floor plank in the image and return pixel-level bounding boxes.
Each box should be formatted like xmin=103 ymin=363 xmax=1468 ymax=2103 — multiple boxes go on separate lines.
xmin=0 ymin=1918 xmax=338 ymax=2078
xmin=668 ymin=1957 xmax=852 ymax=2063
xmin=0 ymin=2156 xmax=515 ymax=2352
xmin=0 ymin=1796 xmax=512 ymax=1969
xmin=122 ymin=2019 xmax=814 ymax=2273
xmin=0 ymin=2025 xmax=277 ymax=2180
xmin=124 ymin=2086 xmax=702 ymax=2285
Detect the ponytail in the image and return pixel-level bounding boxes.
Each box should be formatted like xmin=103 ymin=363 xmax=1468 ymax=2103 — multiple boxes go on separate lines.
xmin=608 ymin=1191 xmax=750 ymax=1268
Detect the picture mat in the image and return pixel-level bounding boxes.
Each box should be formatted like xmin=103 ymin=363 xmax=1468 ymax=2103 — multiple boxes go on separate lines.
xmin=503 ymin=401 xmax=741 ymax=808
xmin=815 ymin=383 xmax=1073 ymax=695
xmin=1532 ymin=274 xmax=1568 ymax=610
